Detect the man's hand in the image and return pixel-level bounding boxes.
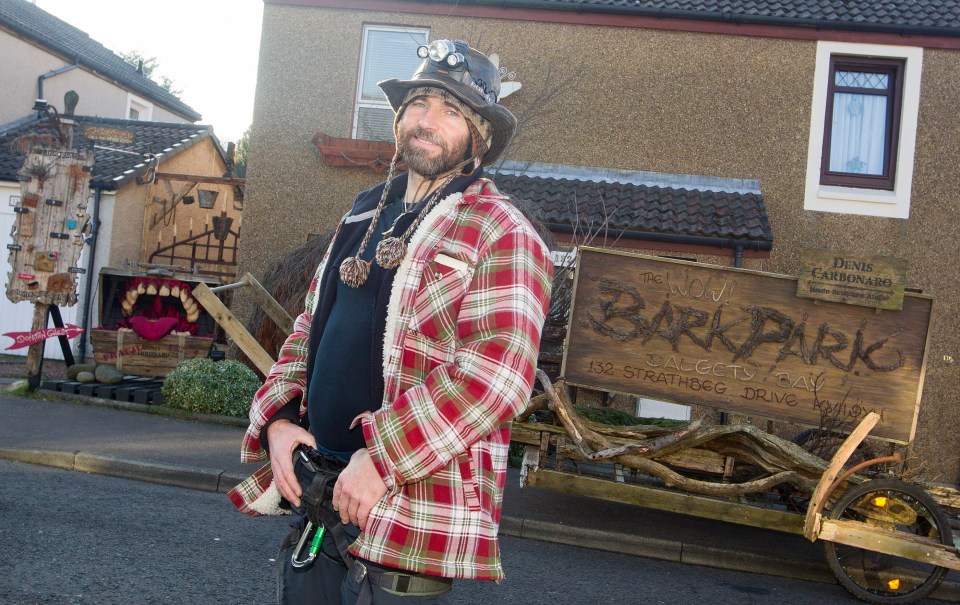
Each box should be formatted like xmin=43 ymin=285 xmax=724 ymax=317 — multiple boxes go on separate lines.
xmin=266 ymin=419 xmax=316 ymax=508
xmin=333 ymin=448 xmax=388 ymax=529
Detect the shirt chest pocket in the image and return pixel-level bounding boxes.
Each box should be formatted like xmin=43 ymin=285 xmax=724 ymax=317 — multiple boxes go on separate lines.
xmin=408 ymin=252 xmax=474 ymax=344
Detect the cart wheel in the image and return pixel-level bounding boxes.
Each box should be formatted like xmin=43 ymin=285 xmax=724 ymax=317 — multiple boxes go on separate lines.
xmin=823 ymin=478 xmax=952 ymax=604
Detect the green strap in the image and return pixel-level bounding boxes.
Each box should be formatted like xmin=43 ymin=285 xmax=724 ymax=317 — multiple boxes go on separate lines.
xmin=376 ymin=571 xmax=452 ymax=596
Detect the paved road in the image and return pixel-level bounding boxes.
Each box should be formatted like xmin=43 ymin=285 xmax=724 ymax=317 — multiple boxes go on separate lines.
xmin=4 ymin=459 xmax=952 ymax=605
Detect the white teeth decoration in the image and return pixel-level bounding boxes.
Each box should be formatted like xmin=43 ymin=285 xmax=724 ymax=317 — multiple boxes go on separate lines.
xmin=119 ymin=280 xmax=201 ymax=322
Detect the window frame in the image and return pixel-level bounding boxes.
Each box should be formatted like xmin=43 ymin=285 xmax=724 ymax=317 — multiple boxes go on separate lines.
xmin=819 ymin=55 xmax=904 ymax=190
xmin=126 ymin=93 xmax=153 ymax=122
xmin=803 ymin=42 xmax=923 ymax=219
xmin=351 ymin=24 xmax=429 ymax=142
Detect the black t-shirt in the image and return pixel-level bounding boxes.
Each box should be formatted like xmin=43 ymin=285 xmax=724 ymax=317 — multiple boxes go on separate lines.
xmin=307 ymin=196 xmax=412 ymax=456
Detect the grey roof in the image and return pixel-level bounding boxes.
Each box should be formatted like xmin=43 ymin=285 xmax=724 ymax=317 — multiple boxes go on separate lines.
xmin=491 ymin=162 xmax=773 ymax=252
xmin=0 ymin=0 xmax=202 ymax=121
xmin=0 ymin=114 xmax=219 ymax=189
xmin=421 ymin=0 xmax=960 ymax=36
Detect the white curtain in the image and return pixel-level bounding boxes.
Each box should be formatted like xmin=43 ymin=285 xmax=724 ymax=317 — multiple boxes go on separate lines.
xmin=360 ymin=30 xmax=427 ymax=102
xmin=828 ymin=92 xmax=888 ymax=175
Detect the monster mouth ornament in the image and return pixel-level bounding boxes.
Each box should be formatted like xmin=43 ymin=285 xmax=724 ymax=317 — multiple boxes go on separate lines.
xmin=120 ymin=277 xmax=202 ymax=324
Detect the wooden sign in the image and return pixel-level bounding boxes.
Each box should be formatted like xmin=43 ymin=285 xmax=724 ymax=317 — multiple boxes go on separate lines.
xmin=6 ymin=148 xmax=93 ymax=306
xmin=4 ymin=324 xmax=82 ymax=350
xmin=82 ymin=125 xmax=135 ymax=145
xmin=562 ymin=247 xmax=932 ymax=443
xmin=796 ymin=249 xmax=907 ymax=310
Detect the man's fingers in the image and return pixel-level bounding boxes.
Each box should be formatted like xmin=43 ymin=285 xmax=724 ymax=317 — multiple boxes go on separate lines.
xmin=332 ymin=479 xmax=342 ymax=507
xmin=271 ymin=459 xmax=288 ymax=496
xmin=356 ymin=506 xmax=369 ymax=530
xmin=265 ymin=420 xmax=316 ymax=508
xmin=274 ymin=457 xmax=299 ymax=506
xmin=331 ymin=448 xmax=387 ymax=528
xmin=338 ymin=495 xmax=352 ymax=525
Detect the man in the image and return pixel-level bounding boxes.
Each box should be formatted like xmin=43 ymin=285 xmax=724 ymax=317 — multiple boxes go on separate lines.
xmin=229 ymin=39 xmax=553 ymax=604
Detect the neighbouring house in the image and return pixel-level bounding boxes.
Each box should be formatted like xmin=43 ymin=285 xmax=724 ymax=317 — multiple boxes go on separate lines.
xmin=0 ymin=0 xmax=201 ymax=125
xmin=0 ymin=0 xmax=244 ymax=369
xmin=238 ymin=0 xmax=960 ymax=483
xmin=0 ymin=115 xmax=243 ymax=363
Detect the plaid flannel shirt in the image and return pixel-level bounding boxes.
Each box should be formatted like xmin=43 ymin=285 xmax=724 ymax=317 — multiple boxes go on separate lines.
xmin=228 ymin=179 xmax=552 ymax=581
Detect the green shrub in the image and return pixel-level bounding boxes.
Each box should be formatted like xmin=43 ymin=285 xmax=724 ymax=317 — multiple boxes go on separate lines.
xmin=161 ymin=358 xmax=259 ymax=418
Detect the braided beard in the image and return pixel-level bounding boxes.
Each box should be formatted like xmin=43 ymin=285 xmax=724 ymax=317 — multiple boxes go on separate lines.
xmin=398 ymin=125 xmax=470 ymax=178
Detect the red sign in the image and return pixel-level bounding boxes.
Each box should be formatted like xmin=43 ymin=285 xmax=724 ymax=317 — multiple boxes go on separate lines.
xmin=4 ymin=324 xmax=82 ymax=350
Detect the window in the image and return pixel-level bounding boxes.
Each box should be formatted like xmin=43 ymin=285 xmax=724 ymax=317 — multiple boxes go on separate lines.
xmin=352 ymin=25 xmax=428 ymax=142
xmin=804 ymin=42 xmax=923 ymax=219
xmin=127 ymin=94 xmax=153 ymax=122
xmin=821 ymin=56 xmax=903 ymax=190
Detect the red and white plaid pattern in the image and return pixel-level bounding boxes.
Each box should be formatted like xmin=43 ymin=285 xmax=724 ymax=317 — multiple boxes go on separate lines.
xmin=228 ymin=179 xmax=552 ymax=581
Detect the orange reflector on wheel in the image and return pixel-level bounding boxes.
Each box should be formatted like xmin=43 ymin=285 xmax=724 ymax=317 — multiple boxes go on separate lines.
xmin=872 ymin=496 xmax=888 ymax=507
xmin=888 ymin=579 xmax=901 ymax=591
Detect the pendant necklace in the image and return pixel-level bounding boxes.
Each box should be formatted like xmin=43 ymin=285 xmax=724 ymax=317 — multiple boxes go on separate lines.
xmin=339 ymin=170 xmax=457 ymax=288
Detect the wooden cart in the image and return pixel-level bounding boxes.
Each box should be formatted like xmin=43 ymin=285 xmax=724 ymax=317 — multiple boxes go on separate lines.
xmin=514 ymin=247 xmax=958 ymax=604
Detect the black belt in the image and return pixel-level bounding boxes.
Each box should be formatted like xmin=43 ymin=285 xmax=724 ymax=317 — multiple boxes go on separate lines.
xmin=289 ymin=446 xmax=451 ymax=602
xmin=349 ymin=557 xmax=452 ymax=597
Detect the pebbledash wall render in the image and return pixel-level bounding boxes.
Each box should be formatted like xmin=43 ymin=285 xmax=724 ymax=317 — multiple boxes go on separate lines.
xmin=237 ymin=1 xmax=960 ymax=485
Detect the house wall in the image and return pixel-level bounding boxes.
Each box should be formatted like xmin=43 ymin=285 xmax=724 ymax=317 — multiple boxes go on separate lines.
xmin=240 ymin=5 xmax=960 ymax=483
xmin=0 ymin=31 xmax=186 ymax=124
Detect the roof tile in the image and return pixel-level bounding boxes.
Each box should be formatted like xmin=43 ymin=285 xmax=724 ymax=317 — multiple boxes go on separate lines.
xmin=0 ymin=114 xmax=215 ymax=188
xmin=432 ymin=0 xmax=960 ymax=34
xmin=492 ymin=170 xmax=773 ymax=250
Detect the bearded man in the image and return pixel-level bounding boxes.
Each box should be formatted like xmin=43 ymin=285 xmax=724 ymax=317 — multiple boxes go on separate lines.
xmin=229 ymin=40 xmax=553 ymax=605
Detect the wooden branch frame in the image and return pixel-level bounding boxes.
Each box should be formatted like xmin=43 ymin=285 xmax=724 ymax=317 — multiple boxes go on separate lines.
xmin=525 ymin=467 xmax=806 ymax=534
xmin=516 ymin=376 xmax=960 ymax=571
xmin=192 ymin=273 xmax=293 ymax=375
xmin=802 ymin=412 xmax=880 ymax=541
xmin=819 ymin=518 xmax=960 ymax=571
xmin=528 ymin=369 xmax=830 ymax=497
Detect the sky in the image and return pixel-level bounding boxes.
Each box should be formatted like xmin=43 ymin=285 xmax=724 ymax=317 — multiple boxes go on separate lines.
xmin=34 ymin=0 xmax=264 ymax=144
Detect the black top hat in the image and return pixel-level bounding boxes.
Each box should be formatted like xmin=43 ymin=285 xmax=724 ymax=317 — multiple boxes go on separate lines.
xmin=378 ymin=40 xmax=517 ymax=166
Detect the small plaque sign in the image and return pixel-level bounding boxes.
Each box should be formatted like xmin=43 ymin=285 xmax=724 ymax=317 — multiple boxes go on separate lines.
xmin=14 ymin=206 xmax=29 ymax=214
xmin=82 ymin=125 xmax=136 ymax=145
xmin=45 ymin=198 xmax=63 ymax=207
xmin=7 ymin=244 xmax=22 ymax=251
xmin=49 ymin=232 xmax=70 ymax=240
xmin=67 ymin=267 xmax=86 ymax=274
xmin=796 ymin=249 xmax=907 ymax=311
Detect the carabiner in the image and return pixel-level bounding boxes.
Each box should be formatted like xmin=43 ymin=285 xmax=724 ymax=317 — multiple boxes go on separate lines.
xmin=291 ymin=521 xmax=316 ymax=568
xmin=290 ymin=520 xmax=326 ymax=569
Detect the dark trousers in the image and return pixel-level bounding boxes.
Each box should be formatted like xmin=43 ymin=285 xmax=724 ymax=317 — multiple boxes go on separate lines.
xmin=278 ymin=518 xmax=452 ymax=605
